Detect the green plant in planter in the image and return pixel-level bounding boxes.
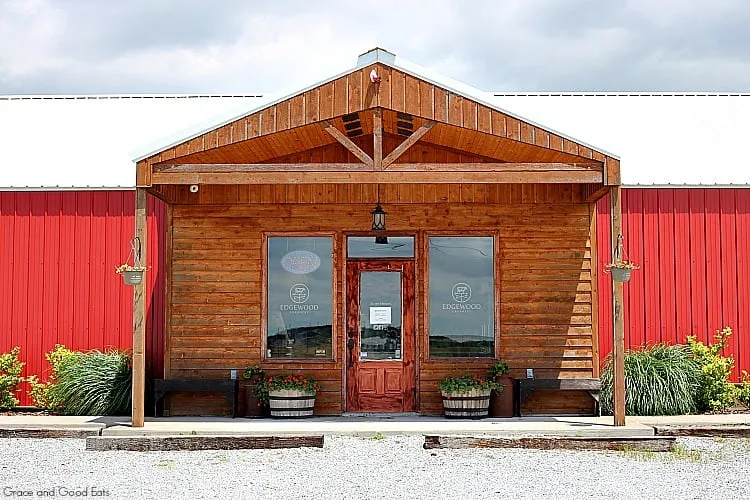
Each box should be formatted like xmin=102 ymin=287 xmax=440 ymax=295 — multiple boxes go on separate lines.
xmin=438 ymin=374 xmax=500 ymax=395
xmin=241 ymin=365 xmax=268 ymax=407
xmin=242 ymin=365 xmax=264 ymax=381
xmin=263 ymin=374 xmax=320 ymax=394
xmin=488 ymin=361 xmax=510 ymax=379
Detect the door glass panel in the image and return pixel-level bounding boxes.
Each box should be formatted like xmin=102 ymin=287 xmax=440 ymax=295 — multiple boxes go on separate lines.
xmin=347 ymin=236 xmax=415 ymax=258
xmin=359 ymin=272 xmax=402 ymax=361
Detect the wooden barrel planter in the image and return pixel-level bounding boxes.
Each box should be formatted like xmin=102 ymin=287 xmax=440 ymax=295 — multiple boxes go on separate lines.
xmin=442 ymin=389 xmax=491 ymax=419
xmin=268 ymin=389 xmax=316 ymax=418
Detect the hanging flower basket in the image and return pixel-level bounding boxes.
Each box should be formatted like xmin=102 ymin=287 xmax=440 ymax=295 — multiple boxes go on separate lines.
xmin=116 ymin=264 xmax=148 ymax=285
xmin=605 ymin=234 xmax=639 ymax=283
xmin=123 ymin=269 xmax=145 ymax=285
xmin=605 ymin=261 xmax=639 ymax=283
xmin=115 ymin=237 xmax=148 ymax=286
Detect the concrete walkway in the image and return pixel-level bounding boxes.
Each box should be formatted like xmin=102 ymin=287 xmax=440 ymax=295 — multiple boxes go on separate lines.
xmin=0 ymin=413 xmax=747 ymax=438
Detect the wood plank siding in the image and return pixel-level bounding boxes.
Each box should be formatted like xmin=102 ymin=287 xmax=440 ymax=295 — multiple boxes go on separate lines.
xmin=158 ymin=183 xmax=596 ymax=416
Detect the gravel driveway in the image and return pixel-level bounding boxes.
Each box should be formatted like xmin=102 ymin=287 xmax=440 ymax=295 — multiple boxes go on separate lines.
xmin=1 ymin=436 xmax=749 ymax=499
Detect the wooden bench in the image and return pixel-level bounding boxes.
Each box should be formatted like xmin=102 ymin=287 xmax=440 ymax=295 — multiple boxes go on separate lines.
xmin=154 ymin=379 xmax=239 ymax=418
xmin=517 ymin=378 xmax=601 ymax=416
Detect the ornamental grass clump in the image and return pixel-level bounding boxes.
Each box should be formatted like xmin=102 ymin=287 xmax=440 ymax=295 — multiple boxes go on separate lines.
xmin=53 ymin=349 xmax=132 ymax=416
xmin=438 ymin=374 xmax=501 ymax=395
xmin=601 ymin=344 xmax=700 ymax=416
xmin=0 ymin=347 xmax=24 ymax=410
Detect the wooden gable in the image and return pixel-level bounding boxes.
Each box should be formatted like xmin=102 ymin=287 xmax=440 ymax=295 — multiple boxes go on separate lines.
xmin=137 ymin=61 xmax=620 ymax=187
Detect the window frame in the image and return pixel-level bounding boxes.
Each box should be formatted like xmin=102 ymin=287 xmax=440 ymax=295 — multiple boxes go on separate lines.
xmin=423 ymin=231 xmax=500 ymax=362
xmin=261 ymin=232 xmax=338 ymax=363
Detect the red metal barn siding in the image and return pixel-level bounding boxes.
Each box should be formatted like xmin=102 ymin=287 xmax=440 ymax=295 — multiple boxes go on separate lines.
xmin=0 ymin=191 xmax=166 ymax=406
xmin=597 ymin=188 xmax=750 ymax=380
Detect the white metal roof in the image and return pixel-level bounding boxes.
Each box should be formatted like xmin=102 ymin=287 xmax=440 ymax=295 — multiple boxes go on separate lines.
xmin=0 ymin=95 xmax=262 ymax=189
xmin=490 ymin=93 xmax=750 ymax=186
xmin=1 ymin=49 xmax=748 ymax=188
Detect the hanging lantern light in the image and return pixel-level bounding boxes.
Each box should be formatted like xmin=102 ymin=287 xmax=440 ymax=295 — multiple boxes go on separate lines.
xmin=371 ymin=204 xmax=386 ymax=231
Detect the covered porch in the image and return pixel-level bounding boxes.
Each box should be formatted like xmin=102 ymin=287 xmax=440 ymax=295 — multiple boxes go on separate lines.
xmin=130 ymin=49 xmax=626 ymax=426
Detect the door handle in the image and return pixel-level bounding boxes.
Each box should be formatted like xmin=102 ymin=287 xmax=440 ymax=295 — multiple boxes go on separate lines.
xmin=347 ymin=336 xmax=355 ymax=368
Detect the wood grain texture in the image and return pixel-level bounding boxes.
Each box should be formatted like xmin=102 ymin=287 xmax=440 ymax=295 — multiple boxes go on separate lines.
xmin=161 ymin=185 xmax=595 ymax=416
xmin=132 ymin=188 xmax=147 ymax=427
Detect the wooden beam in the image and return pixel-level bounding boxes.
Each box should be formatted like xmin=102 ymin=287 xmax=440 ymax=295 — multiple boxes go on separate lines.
xmin=373 ymin=108 xmax=383 ymax=170
xmin=388 ymin=162 xmax=602 ymax=172
xmin=156 ymin=162 xmax=602 ymax=173
xmin=610 ymin=185 xmax=625 ymax=426
xmin=382 ymin=121 xmax=436 ymax=169
xmin=151 ymin=169 xmax=602 ymax=185
xmin=584 ymin=185 xmax=611 ymax=202
xmin=605 ymin=157 xmax=621 ymax=186
xmin=321 ymin=121 xmax=373 ymax=168
xmin=132 ymin=188 xmax=147 ymax=428
xmin=136 ymin=160 xmax=152 ymax=187
xmin=154 ymin=163 xmax=372 ymax=172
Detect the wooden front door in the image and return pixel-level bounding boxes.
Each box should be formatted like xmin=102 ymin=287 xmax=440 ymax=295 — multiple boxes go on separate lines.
xmin=346 ymin=260 xmax=415 ymax=412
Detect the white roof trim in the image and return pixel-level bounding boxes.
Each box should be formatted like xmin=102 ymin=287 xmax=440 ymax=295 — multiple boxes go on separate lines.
xmin=132 ymin=50 xmax=619 ymax=162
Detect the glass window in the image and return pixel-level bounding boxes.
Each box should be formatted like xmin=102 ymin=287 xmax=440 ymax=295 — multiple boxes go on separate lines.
xmin=267 ymin=237 xmax=333 ymax=359
xmin=347 ymin=236 xmax=415 ymax=258
xmin=428 ymin=236 xmax=494 ymax=358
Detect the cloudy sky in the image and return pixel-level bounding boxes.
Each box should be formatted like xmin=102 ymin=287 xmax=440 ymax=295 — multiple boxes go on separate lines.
xmin=1 ymin=0 xmax=748 ymax=94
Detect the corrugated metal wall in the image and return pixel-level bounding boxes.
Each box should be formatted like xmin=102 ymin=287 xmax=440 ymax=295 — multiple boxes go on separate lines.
xmin=597 ymin=188 xmax=750 ymax=379
xmin=3 ymin=187 xmax=749 ymax=408
xmin=0 ymin=191 xmax=166 ymax=406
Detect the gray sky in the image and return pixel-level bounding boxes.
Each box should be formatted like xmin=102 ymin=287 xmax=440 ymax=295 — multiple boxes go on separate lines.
xmin=1 ymin=0 xmax=749 ymax=94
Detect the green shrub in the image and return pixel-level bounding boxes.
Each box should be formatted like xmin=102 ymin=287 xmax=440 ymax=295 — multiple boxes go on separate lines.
xmin=0 ymin=347 xmax=25 ymax=410
xmin=687 ymin=327 xmax=738 ymax=412
xmin=27 ymin=344 xmax=79 ymax=410
xmin=601 ymin=344 xmax=701 ymax=416
xmin=53 ymin=349 xmax=132 ymax=416
xmin=737 ymin=371 xmax=750 ymax=407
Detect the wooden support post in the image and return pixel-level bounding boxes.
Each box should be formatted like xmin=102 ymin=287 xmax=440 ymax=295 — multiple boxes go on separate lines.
xmin=373 ymin=108 xmax=383 ymax=170
xmin=132 ymin=188 xmax=147 ymax=428
xmin=610 ymin=186 xmax=626 ymax=426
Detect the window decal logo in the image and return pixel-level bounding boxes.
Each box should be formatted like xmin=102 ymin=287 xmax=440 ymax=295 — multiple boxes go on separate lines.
xmin=281 ymin=250 xmax=321 ymax=274
xmin=451 ymin=282 xmax=472 ymax=303
xmin=289 ymin=284 xmax=310 ymax=304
